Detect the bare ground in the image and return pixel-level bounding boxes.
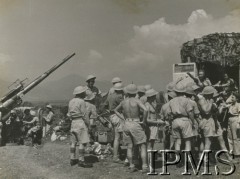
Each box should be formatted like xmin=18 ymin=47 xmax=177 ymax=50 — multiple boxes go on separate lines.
xmin=0 ymin=140 xmax=240 ymax=179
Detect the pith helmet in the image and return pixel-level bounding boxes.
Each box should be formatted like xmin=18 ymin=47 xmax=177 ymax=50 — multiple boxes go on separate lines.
xmin=46 ymin=104 xmax=52 ymax=109
xmin=185 ymin=86 xmax=195 ymax=95
xmin=10 ymin=110 xmax=16 ymax=114
xmin=114 ymin=83 xmax=124 ymax=91
xmin=84 ymin=91 xmax=95 ymax=101
xmin=145 ymin=89 xmax=158 ymax=97
xmin=174 ymin=83 xmax=186 ymax=93
xmin=112 ymin=77 xmax=122 ymax=84
xmin=213 ymin=89 xmax=219 ymax=98
xmin=30 ymin=110 xmax=36 ymax=116
xmin=137 ymin=85 xmax=146 ymax=93
xmin=202 ymin=86 xmax=215 ymax=95
xmin=167 ymin=91 xmax=177 ymax=99
xmin=186 ymin=82 xmax=200 ymax=91
xmin=86 ymin=75 xmax=96 ymax=82
xmin=73 ymin=86 xmax=88 ymax=95
xmin=144 ymin=84 xmax=152 ymax=91
xmin=125 ymin=84 xmax=138 ymax=94
xmin=166 ymin=82 xmax=175 ymax=92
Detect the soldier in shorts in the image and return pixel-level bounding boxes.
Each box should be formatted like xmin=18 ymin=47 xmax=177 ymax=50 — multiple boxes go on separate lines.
xmin=104 ymin=82 xmax=124 ymax=163
xmin=169 ymin=83 xmax=195 ymax=166
xmin=145 ymin=89 xmax=166 ymax=150
xmin=114 ymin=84 xmax=148 ymax=173
xmin=84 ymin=91 xmax=98 ymax=142
xmin=198 ymin=86 xmax=238 ymax=164
xmin=185 ymin=85 xmax=201 ymax=160
xmin=68 ymin=86 xmax=92 ymax=168
xmin=159 ymin=90 xmax=176 ymax=150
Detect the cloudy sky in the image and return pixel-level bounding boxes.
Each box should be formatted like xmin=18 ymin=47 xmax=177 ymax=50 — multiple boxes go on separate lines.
xmin=0 ymin=0 xmax=240 ymax=91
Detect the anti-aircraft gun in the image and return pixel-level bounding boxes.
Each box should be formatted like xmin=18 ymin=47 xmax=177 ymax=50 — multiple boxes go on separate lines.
xmin=0 ymin=53 xmax=76 ymax=121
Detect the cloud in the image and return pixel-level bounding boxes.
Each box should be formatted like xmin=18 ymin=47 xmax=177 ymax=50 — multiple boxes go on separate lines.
xmin=122 ymin=9 xmax=240 ymax=88
xmin=88 ymin=50 xmax=103 ymax=61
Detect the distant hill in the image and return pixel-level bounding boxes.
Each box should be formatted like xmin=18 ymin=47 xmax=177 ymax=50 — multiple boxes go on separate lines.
xmin=0 ymin=74 xmax=112 ymax=102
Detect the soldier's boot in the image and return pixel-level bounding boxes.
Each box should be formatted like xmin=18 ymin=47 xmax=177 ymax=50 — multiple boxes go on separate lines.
xmin=78 ymin=161 xmax=93 ymax=168
xmin=70 ymin=159 xmax=79 ymax=166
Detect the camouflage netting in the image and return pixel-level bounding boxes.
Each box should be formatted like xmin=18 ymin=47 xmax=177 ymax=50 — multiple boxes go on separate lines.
xmin=181 ymin=33 xmax=240 ymax=67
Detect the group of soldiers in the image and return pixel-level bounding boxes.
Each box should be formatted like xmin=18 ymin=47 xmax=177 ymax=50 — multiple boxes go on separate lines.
xmin=67 ymin=71 xmax=240 ymax=173
xmin=0 ymin=104 xmax=54 ymax=146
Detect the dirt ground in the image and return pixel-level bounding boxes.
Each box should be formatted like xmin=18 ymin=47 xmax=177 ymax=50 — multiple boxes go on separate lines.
xmin=0 ymin=140 xmax=240 ymax=179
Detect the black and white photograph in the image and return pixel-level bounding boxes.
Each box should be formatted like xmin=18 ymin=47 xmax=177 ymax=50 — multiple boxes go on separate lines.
xmin=1 ymin=0 xmax=240 ymax=178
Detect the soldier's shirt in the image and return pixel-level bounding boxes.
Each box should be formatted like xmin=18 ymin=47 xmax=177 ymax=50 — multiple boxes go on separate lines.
xmin=140 ymin=95 xmax=147 ymax=104
xmin=106 ymin=92 xmax=123 ymax=112
xmin=44 ymin=111 xmax=54 ymax=124
xmin=68 ymin=98 xmax=86 ymax=119
xmin=159 ymin=102 xmax=171 ymax=121
xmin=86 ymin=86 xmax=101 ymax=96
xmin=108 ymin=87 xmax=115 ymax=95
xmin=169 ymin=96 xmax=193 ymax=118
xmin=188 ymin=99 xmax=200 ymax=115
xmin=85 ymin=101 xmax=97 ymax=119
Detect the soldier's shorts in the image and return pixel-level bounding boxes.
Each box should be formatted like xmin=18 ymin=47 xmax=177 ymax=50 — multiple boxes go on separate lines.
xmin=199 ymin=118 xmax=222 ymax=137
xmin=123 ymin=119 xmax=146 ymax=145
xmin=70 ymin=118 xmax=90 ymax=144
xmin=110 ymin=114 xmax=123 ymax=133
xmin=146 ymin=126 xmax=159 ymax=141
xmin=192 ymin=120 xmax=199 ymax=136
xmin=172 ymin=117 xmax=193 ymax=139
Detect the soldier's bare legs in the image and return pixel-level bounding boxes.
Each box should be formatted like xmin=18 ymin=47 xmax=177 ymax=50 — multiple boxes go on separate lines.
xmin=174 ymin=138 xmax=181 ymax=151
xmin=148 ymin=140 xmax=155 ymax=150
xmin=140 ymin=143 xmax=148 ymax=172
xmin=113 ymin=131 xmax=121 ymax=162
xmin=70 ymin=142 xmax=78 ymax=166
xmin=127 ymin=143 xmax=134 ymax=169
xmin=185 ymin=139 xmax=191 ymax=151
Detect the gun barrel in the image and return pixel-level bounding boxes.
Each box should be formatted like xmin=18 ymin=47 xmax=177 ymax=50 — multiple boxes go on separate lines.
xmin=22 ymin=53 xmax=75 ymax=95
xmin=0 ymin=53 xmax=75 ymax=116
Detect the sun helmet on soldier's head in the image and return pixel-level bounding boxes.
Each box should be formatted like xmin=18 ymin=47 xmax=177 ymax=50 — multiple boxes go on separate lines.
xmin=30 ymin=110 xmax=36 ymax=116
xmin=185 ymin=86 xmax=196 ymax=95
xmin=144 ymin=84 xmax=152 ymax=91
xmin=202 ymin=86 xmax=215 ymax=95
xmin=114 ymin=83 xmax=124 ymax=91
xmin=46 ymin=104 xmax=52 ymax=109
xmin=145 ymin=89 xmax=158 ymax=98
xmin=167 ymin=91 xmax=177 ymax=99
xmin=173 ymin=83 xmax=186 ymax=93
xmin=125 ymin=84 xmax=138 ymax=94
xmin=86 ymin=75 xmax=96 ymax=82
xmin=166 ymin=82 xmax=175 ymax=92
xmin=112 ymin=77 xmax=122 ymax=84
xmin=137 ymin=85 xmax=146 ymax=93
xmin=10 ymin=110 xmax=16 ymax=114
xmin=73 ymin=86 xmax=88 ymax=95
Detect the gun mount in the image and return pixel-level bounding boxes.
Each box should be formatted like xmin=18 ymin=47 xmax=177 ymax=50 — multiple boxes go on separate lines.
xmin=0 ymin=53 xmax=76 ymax=121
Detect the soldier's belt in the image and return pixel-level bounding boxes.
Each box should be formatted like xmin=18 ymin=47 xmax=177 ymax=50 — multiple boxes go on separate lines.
xmin=125 ymin=118 xmax=140 ymax=122
xmin=172 ymin=115 xmax=188 ymax=120
xmin=71 ymin=117 xmax=84 ymax=120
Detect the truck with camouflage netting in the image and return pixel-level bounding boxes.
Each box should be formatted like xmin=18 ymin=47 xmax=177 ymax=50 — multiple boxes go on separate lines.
xmin=180 ymin=32 xmax=240 ymax=89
